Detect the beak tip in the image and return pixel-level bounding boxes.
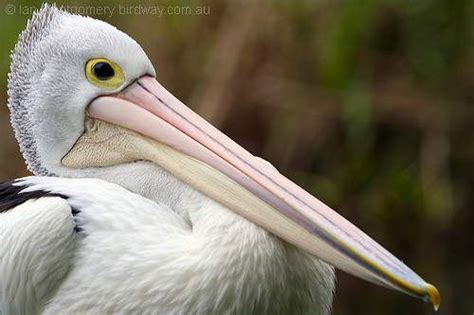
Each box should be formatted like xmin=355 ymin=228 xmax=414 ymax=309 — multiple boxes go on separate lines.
xmin=425 ymin=283 xmax=441 ymax=311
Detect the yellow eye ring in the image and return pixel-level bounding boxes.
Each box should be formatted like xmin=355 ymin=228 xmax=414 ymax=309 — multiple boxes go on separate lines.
xmin=85 ymin=58 xmax=125 ymax=90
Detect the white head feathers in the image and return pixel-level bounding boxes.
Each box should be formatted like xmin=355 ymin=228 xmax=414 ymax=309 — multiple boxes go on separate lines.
xmin=7 ymin=4 xmax=155 ymax=176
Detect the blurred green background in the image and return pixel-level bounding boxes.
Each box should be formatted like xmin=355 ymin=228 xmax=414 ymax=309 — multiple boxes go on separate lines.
xmin=0 ymin=0 xmax=473 ymax=314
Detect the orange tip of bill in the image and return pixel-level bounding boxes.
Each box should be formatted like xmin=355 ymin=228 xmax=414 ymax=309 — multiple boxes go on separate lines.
xmin=426 ymin=283 xmax=441 ymax=311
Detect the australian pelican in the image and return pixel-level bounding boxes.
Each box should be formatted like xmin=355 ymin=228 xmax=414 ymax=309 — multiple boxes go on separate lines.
xmin=0 ymin=4 xmax=439 ymax=314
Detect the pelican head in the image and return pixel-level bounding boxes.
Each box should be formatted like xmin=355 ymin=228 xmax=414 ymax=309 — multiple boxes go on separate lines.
xmin=8 ymin=4 xmax=155 ymax=176
xmin=7 ymin=4 xmax=440 ymax=310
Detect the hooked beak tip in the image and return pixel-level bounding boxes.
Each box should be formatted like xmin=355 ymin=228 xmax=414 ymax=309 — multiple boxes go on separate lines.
xmin=426 ymin=283 xmax=441 ymax=311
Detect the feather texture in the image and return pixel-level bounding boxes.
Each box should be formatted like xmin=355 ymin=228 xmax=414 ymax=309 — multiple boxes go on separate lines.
xmin=0 ymin=196 xmax=76 ymax=314
xmin=0 ymin=180 xmax=66 ymax=213
xmin=5 ymin=176 xmax=335 ymax=314
xmin=7 ymin=4 xmax=66 ymax=175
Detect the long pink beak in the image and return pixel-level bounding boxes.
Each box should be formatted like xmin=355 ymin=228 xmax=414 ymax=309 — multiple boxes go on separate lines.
xmin=87 ymin=75 xmax=440 ymax=309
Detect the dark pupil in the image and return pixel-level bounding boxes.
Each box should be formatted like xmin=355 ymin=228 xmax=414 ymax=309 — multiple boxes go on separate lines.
xmin=93 ymin=62 xmax=115 ymax=80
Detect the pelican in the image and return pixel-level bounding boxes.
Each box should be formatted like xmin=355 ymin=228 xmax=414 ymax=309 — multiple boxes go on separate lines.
xmin=0 ymin=4 xmax=439 ymax=314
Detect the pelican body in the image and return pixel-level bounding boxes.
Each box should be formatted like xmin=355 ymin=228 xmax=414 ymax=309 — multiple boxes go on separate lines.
xmin=0 ymin=5 xmax=439 ymax=314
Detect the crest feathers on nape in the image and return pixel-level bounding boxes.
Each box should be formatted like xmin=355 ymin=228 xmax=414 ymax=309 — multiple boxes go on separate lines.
xmin=13 ymin=3 xmax=67 ymax=59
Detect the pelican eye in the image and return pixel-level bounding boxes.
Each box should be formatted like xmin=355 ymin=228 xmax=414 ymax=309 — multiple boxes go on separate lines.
xmin=85 ymin=58 xmax=125 ymax=90
xmin=93 ymin=62 xmax=115 ymax=80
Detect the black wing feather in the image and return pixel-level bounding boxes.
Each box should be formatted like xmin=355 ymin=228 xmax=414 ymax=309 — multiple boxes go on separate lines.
xmin=0 ymin=179 xmax=81 ymax=232
xmin=0 ymin=180 xmax=67 ymax=213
